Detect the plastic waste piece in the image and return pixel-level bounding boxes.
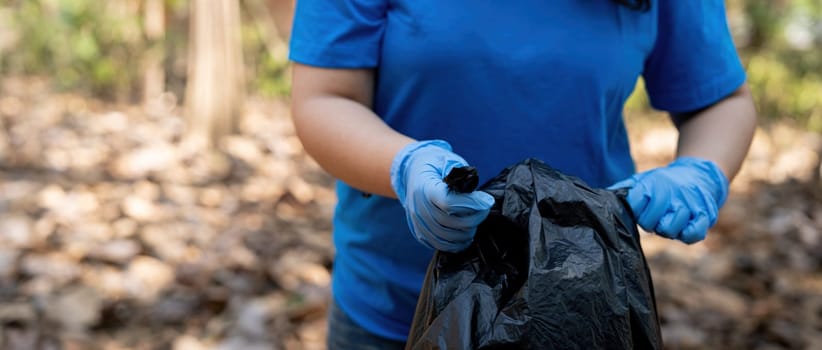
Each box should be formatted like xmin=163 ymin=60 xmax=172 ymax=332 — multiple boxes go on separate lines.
xmin=443 ymin=166 xmax=480 ymax=194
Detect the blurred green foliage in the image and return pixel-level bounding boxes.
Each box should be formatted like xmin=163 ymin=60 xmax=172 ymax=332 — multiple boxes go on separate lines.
xmin=0 ymin=0 xmax=290 ymax=101
xmin=743 ymin=0 xmax=822 ymax=129
xmin=241 ymin=18 xmax=291 ymax=98
xmin=1 ymin=0 xmax=148 ymax=99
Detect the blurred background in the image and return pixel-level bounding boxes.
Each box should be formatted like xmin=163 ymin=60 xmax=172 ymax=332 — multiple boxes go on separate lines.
xmin=0 ymin=0 xmax=819 ymax=349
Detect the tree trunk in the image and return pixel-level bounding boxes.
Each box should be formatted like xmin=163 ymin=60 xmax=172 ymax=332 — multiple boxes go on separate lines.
xmin=184 ymin=0 xmax=245 ymax=149
xmin=246 ymin=0 xmax=288 ymax=61
xmin=143 ymin=0 xmax=165 ymax=105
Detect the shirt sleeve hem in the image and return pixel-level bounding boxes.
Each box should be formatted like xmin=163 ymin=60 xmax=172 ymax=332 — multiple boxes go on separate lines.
xmin=288 ymin=39 xmax=380 ymax=69
xmin=648 ymin=67 xmax=747 ymax=114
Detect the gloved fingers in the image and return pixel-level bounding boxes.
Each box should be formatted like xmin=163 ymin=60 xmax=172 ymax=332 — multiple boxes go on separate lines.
xmin=676 ymin=188 xmax=716 ymax=244
xmin=654 ymin=204 xmax=690 ymax=238
xmin=431 ymin=202 xmax=492 ymax=231
xmin=413 ymin=183 xmax=489 ymax=232
xmin=416 ymin=220 xmax=475 ymax=252
xmin=408 ymin=221 xmax=435 ymax=251
xmin=433 ymin=191 xmax=493 ymax=231
xmin=624 ymin=182 xmax=651 ymax=220
xmin=694 ymin=186 xmax=721 ymax=226
xmin=410 ymin=207 xmax=466 ymax=245
xmin=607 ymin=177 xmax=636 ymax=191
xmin=678 ymin=213 xmax=710 ymax=244
xmin=636 ymin=184 xmax=670 ymax=232
xmin=441 ymin=191 xmax=495 ymax=216
xmin=427 ymin=181 xmax=493 ymax=214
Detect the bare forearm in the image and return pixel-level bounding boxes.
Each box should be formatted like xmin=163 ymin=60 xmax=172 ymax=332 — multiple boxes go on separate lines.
xmin=293 ymin=95 xmax=413 ymax=198
xmin=675 ymin=85 xmax=757 ymax=180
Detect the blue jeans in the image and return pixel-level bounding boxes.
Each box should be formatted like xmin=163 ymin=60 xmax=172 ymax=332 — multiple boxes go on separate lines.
xmin=327 ymin=300 xmax=407 ymax=350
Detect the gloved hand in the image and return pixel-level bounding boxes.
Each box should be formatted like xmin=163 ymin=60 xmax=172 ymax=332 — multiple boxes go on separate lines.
xmin=609 ymin=157 xmax=728 ymax=244
xmin=390 ymin=140 xmax=495 ymax=252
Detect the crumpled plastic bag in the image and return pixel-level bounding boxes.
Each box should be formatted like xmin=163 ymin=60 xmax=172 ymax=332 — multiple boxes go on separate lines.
xmin=406 ymin=159 xmax=663 ymax=350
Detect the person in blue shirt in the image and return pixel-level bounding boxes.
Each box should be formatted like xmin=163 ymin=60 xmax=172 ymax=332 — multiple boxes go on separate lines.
xmin=288 ymin=0 xmax=757 ymax=348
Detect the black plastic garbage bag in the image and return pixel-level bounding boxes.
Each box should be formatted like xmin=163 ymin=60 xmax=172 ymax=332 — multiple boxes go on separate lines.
xmin=406 ymin=159 xmax=662 ymax=350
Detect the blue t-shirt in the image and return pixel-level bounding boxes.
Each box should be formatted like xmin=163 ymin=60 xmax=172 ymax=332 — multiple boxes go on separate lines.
xmin=289 ymin=0 xmax=745 ymax=341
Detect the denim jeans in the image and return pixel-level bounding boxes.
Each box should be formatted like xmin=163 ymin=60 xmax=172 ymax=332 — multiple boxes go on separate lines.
xmin=327 ymin=300 xmax=407 ymax=350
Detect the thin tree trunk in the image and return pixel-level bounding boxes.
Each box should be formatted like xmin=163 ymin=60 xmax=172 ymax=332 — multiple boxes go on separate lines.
xmin=143 ymin=0 xmax=165 ymax=105
xmin=184 ymin=0 xmax=245 ymax=149
xmin=246 ymin=0 xmax=288 ymax=61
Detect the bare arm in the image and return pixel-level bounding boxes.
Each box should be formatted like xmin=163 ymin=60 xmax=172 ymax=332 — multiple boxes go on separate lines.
xmin=674 ymin=84 xmax=757 ymax=181
xmin=290 ymin=63 xmax=415 ymax=198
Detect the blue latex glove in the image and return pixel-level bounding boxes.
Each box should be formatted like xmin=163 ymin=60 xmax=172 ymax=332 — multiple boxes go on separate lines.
xmin=609 ymin=157 xmax=729 ymax=244
xmin=390 ymin=140 xmax=496 ymax=252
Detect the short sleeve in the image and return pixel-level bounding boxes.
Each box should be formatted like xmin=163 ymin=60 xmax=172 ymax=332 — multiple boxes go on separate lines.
xmin=643 ymin=0 xmax=746 ymax=113
xmin=288 ymin=0 xmax=387 ymax=68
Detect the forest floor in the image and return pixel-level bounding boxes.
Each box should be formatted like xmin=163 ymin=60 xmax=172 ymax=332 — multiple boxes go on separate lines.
xmin=0 ymin=77 xmax=820 ymax=349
